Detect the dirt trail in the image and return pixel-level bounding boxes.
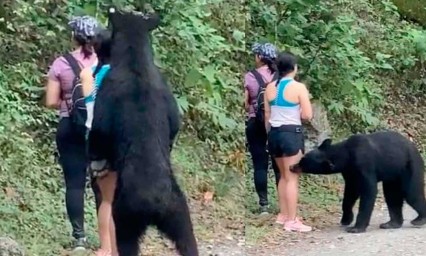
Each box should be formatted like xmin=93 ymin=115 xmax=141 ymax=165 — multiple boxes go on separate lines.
xmin=152 ymin=202 xmax=426 ymax=256
xmin=247 ymin=201 xmax=426 ymax=256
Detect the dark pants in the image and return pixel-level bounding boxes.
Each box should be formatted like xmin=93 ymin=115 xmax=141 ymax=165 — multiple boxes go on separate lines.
xmin=56 ymin=117 xmax=100 ymax=239
xmin=246 ymin=117 xmax=280 ymax=207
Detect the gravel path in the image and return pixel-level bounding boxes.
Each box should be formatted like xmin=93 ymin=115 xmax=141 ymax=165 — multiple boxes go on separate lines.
xmin=198 ymin=239 xmax=245 ymax=256
xmin=246 ymin=201 xmax=426 ymax=256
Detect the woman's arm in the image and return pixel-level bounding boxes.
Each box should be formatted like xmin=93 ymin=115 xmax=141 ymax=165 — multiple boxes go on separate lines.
xmin=45 ymin=79 xmax=61 ymax=108
xmin=80 ymin=67 xmax=94 ymax=97
xmin=298 ymin=83 xmax=313 ymax=121
xmin=45 ymin=58 xmax=66 ymax=109
xmin=244 ymin=72 xmax=256 ymax=113
xmin=244 ymin=89 xmax=249 ymax=111
xmin=264 ymin=83 xmax=272 ymax=132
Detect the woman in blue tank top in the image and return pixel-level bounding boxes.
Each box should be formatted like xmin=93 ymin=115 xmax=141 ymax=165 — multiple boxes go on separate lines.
xmin=80 ymin=28 xmax=117 ymax=256
xmin=264 ymin=52 xmax=313 ymax=232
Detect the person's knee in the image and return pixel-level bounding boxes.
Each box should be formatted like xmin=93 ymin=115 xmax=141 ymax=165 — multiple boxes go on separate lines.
xmin=97 ymin=174 xmax=117 ymax=202
xmin=285 ymin=171 xmax=299 ymax=185
xmin=65 ymin=175 xmax=87 ymax=190
xmin=279 ymin=175 xmax=287 ymax=183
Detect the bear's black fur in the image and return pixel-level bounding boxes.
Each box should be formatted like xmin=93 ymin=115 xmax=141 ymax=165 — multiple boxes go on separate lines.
xmin=291 ymin=130 xmax=426 ymax=233
xmin=87 ymin=8 xmax=198 ymax=256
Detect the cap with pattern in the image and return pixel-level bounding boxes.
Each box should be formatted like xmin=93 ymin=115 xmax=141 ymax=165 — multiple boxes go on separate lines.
xmin=68 ymin=15 xmax=100 ymax=42
xmin=251 ymin=42 xmax=278 ymax=61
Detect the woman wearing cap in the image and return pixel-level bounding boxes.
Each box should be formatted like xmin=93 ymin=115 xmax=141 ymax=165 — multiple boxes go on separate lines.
xmin=264 ymin=51 xmax=313 ymax=232
xmin=244 ymin=43 xmax=281 ymax=215
xmin=45 ymin=15 xmax=99 ymax=251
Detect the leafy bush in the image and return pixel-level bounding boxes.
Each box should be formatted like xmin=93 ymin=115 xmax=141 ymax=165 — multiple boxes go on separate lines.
xmin=247 ymin=0 xmax=426 ymax=133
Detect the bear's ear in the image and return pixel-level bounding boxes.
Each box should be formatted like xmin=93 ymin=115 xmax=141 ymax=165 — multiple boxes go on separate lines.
xmin=318 ymin=138 xmax=332 ymax=150
xmin=144 ymin=12 xmax=161 ymax=31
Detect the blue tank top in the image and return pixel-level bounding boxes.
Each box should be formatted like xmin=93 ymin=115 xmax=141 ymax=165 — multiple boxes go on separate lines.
xmin=269 ymin=78 xmax=299 ymax=107
xmin=268 ymin=78 xmax=302 ymax=127
xmin=84 ymin=64 xmax=111 ymax=104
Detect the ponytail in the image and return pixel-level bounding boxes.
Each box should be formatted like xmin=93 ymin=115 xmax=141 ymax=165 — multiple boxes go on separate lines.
xmin=262 ymin=57 xmax=277 ymax=75
xmin=267 ymin=60 xmax=277 ymax=74
xmin=92 ymin=58 xmax=105 ymax=78
xmin=74 ymin=35 xmax=95 ymax=59
xmin=81 ymin=43 xmax=94 ymax=59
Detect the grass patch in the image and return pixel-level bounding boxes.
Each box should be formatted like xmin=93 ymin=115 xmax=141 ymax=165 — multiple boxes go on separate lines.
xmin=244 ymin=165 xmax=343 ymax=246
xmin=0 ymin=134 xmax=244 ymax=255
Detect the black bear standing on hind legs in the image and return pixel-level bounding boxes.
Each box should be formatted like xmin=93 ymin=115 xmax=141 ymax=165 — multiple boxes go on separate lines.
xmin=87 ymin=7 xmax=198 ymax=256
xmin=291 ymin=130 xmax=426 ymax=233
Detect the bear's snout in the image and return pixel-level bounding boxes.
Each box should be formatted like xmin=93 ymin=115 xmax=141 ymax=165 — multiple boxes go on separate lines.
xmin=290 ymin=164 xmax=302 ymax=173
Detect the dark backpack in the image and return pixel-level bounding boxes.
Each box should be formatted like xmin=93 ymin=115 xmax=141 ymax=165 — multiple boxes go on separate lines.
xmin=251 ymin=69 xmax=278 ymax=124
xmin=62 ymin=53 xmax=87 ymax=134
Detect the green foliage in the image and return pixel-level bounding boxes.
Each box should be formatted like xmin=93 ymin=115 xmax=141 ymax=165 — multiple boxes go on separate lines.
xmin=392 ymin=0 xmax=426 ymax=26
xmin=247 ymin=0 xmax=426 ymax=132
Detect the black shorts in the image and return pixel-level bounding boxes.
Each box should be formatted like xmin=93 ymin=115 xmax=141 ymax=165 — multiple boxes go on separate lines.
xmin=268 ymin=124 xmax=305 ymax=158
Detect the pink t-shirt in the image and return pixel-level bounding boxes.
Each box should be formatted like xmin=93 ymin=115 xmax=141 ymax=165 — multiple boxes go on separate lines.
xmin=47 ymin=49 xmax=97 ymax=117
xmin=244 ymin=65 xmax=274 ymax=118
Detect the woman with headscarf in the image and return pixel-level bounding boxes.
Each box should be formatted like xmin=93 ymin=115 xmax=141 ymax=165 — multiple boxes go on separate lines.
xmin=45 ymin=15 xmax=99 ymax=251
xmin=244 ymin=42 xmax=281 ymax=215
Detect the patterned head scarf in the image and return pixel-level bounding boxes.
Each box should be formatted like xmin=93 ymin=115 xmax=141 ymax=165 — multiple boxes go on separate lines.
xmin=68 ymin=15 xmax=100 ymax=43
xmin=251 ymin=42 xmax=278 ymax=61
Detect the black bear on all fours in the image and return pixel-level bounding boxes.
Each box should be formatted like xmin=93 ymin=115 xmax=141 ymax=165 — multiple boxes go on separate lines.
xmin=291 ymin=130 xmax=426 ymax=233
xmin=87 ymin=7 xmax=197 ymax=256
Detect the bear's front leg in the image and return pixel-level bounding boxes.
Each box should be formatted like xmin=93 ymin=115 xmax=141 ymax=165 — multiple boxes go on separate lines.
xmin=346 ymin=177 xmax=377 ymax=233
xmin=340 ymin=181 xmax=359 ymax=226
xmin=88 ymin=98 xmax=114 ymax=162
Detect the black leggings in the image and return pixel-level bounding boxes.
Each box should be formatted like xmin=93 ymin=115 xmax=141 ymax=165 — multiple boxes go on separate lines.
xmin=56 ymin=117 xmax=100 ymax=239
xmin=246 ymin=117 xmax=280 ymax=207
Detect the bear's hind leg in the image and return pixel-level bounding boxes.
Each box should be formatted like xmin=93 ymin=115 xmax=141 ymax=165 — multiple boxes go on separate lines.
xmin=379 ymin=181 xmax=403 ymax=229
xmin=155 ymin=187 xmax=198 ymax=256
xmin=405 ymin=187 xmax=426 ymax=226
xmin=114 ymin=209 xmax=148 ymax=256
xmin=404 ymin=148 xmax=426 ymax=226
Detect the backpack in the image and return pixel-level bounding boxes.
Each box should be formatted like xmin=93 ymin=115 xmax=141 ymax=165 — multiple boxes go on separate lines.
xmin=251 ymin=69 xmax=279 ymax=124
xmin=62 ymin=53 xmax=87 ymax=134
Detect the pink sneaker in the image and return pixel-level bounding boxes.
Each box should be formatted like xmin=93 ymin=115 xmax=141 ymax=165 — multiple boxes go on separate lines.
xmin=284 ymin=218 xmax=312 ymax=232
xmin=275 ymin=214 xmax=287 ymax=225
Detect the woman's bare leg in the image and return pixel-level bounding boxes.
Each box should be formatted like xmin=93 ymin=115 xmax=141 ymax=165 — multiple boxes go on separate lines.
xmin=284 ymin=150 xmax=303 ymax=220
xmin=275 ymin=157 xmax=288 ymax=219
xmin=283 ymin=150 xmax=312 ymax=232
xmin=110 ymin=214 xmax=117 ymax=255
xmin=96 ymin=171 xmax=117 ymax=253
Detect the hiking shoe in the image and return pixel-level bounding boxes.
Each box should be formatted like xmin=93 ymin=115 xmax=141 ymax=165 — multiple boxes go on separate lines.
xmin=275 ymin=213 xmax=287 ymax=225
xmin=71 ymin=237 xmax=87 ymax=252
xmin=259 ymin=205 xmax=269 ymax=215
xmin=284 ymin=218 xmax=312 ymax=232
